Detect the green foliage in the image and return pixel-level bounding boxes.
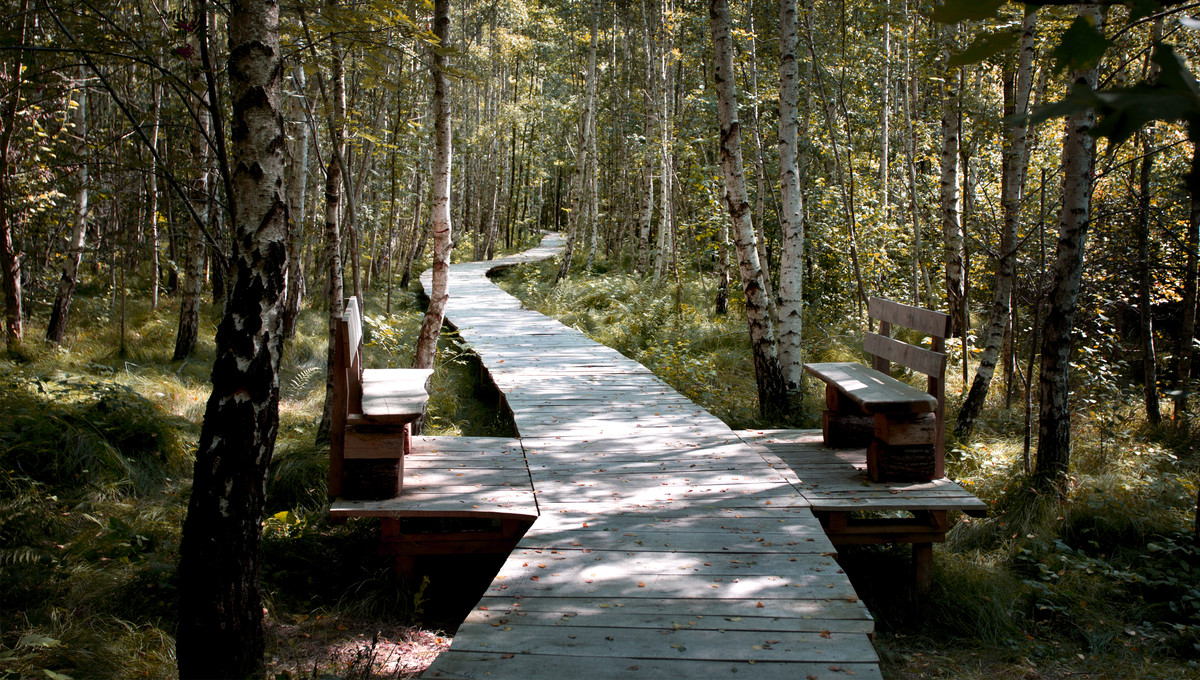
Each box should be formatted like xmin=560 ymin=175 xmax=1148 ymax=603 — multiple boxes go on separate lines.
xmin=0 ymin=374 xmax=190 ymax=500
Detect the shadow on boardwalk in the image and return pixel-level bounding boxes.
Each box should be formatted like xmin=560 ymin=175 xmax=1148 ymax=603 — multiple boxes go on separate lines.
xmin=419 ymin=234 xmax=881 ymax=680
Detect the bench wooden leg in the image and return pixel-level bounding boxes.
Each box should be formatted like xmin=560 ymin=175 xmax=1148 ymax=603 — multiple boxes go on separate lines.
xmin=394 ymin=554 xmax=416 ymax=580
xmin=913 ymin=542 xmax=933 ymax=594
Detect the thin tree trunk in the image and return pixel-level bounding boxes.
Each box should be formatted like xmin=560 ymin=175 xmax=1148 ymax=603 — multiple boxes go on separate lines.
xmin=316 ymin=13 xmax=346 ymax=443
xmin=0 ymin=0 xmax=30 ymax=350
xmin=47 ymin=69 xmax=90 ymax=345
xmin=940 ymin=22 xmax=966 ymax=338
xmin=583 ymin=6 xmax=600 ymax=271
xmin=955 ymin=12 xmax=1036 ymax=440
xmin=173 ymin=27 xmax=212 ymax=361
xmin=176 ymin=0 xmax=288 ymax=673
xmin=776 ymin=0 xmax=804 ymax=415
xmin=283 ymin=64 xmax=311 ymax=340
xmin=1137 ymin=129 xmax=1160 ymax=424
xmin=1035 ymin=3 xmax=1102 ymax=492
xmin=399 ymin=170 xmax=424 ymax=290
xmin=148 ymin=81 xmax=161 ymax=311
xmin=710 ymin=0 xmax=788 ymax=422
xmin=801 ymin=1 xmax=865 ymax=311
xmin=414 ymin=0 xmax=453 ymax=370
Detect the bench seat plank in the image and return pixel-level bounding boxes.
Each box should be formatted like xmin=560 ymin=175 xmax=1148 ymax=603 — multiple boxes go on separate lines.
xmin=803 ymin=362 xmax=936 ymax=413
xmin=355 ymin=368 xmax=433 ymax=425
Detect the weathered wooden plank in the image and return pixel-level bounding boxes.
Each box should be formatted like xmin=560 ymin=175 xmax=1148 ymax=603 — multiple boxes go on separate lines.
xmin=803 ymin=362 xmax=935 ymax=413
xmin=426 ymin=653 xmax=882 ymax=680
xmin=868 ymin=296 xmax=951 ymax=338
xmin=358 ymin=368 xmax=432 ymax=422
xmin=469 ymin=596 xmax=873 ymax=632
xmin=515 ymin=528 xmax=832 ymax=554
xmin=428 ymin=625 xmax=878 ymax=662
xmin=862 ymin=332 xmax=947 ymax=379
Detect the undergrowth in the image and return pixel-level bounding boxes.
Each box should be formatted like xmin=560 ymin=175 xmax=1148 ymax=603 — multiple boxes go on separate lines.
xmin=0 ymin=275 xmax=510 ymax=679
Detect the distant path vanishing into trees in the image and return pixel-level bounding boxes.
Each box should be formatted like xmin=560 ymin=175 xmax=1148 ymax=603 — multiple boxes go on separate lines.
xmin=420 ymin=233 xmax=881 ymax=679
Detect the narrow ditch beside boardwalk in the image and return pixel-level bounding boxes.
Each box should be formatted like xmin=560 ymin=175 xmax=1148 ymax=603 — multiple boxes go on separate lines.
xmin=420 ymin=234 xmax=880 ymax=679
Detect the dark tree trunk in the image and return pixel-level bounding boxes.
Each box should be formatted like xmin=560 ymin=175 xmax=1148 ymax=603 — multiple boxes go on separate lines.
xmin=1034 ymin=3 xmax=1101 ymax=492
xmin=1137 ymin=131 xmax=1160 ymax=424
xmin=0 ymin=0 xmax=29 ymax=351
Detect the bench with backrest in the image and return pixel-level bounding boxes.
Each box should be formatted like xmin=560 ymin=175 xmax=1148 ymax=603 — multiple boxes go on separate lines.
xmin=804 ymin=297 xmax=950 ymax=482
xmin=330 ymin=296 xmax=432 ymax=500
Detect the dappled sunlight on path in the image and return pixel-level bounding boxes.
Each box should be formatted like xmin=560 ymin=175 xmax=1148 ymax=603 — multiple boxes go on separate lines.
xmin=420 ymin=234 xmax=880 ymax=679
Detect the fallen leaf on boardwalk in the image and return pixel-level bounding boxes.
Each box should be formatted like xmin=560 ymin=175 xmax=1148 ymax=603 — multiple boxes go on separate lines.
xmin=637 ymin=582 xmax=645 ymax=587
xmin=627 ymin=666 xmax=639 ymax=671
xmin=537 ymin=564 xmax=546 ymax=568
xmin=755 ymin=602 xmax=764 ymax=608
xmin=670 ymin=644 xmax=686 ymax=651
xmin=530 ymin=576 xmax=539 ymax=581
xmin=501 ymin=654 xmax=515 ymax=659
xmin=820 ymin=630 xmax=832 ymax=638
xmin=752 ymin=645 xmax=763 ymax=650
xmin=829 ymin=665 xmax=841 ymax=671
xmin=479 ymin=606 xmax=488 ymax=610
xmin=598 ymin=603 xmax=611 ymax=608
xmin=808 ymin=675 xmax=819 ymax=680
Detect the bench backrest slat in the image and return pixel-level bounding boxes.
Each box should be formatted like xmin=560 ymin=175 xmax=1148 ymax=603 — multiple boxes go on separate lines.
xmin=869 ymin=297 xmax=952 ymax=339
xmin=863 ymin=331 xmax=947 ymax=378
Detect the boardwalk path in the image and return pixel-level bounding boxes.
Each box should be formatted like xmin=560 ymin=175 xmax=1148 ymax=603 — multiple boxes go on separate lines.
xmin=421 ymin=234 xmax=880 ymax=679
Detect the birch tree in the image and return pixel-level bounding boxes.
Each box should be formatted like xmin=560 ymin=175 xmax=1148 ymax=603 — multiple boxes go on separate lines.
xmin=776 ymin=0 xmax=805 ymax=414
xmin=414 ymin=0 xmax=453 ymax=369
xmin=1035 ymin=4 xmax=1103 ymax=491
xmin=176 ymin=0 xmax=289 ymax=671
xmin=955 ymin=12 xmax=1037 ymax=440
xmin=46 ymin=69 xmax=90 ymax=345
xmin=940 ymin=21 xmax=966 ymax=339
xmin=710 ymin=0 xmax=788 ymax=421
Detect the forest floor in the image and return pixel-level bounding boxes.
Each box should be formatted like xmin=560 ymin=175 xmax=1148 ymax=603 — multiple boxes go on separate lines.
xmin=2 ymin=252 xmax=1198 ymax=679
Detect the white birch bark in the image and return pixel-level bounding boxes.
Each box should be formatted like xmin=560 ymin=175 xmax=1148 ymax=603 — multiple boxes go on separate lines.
xmin=776 ymin=0 xmax=805 ymax=412
xmin=46 ymin=68 xmax=89 ymax=345
xmin=710 ymin=0 xmax=788 ymax=421
xmin=956 ymin=12 xmax=1037 ymax=440
xmin=940 ymin=21 xmax=965 ymax=337
xmin=1035 ymin=3 xmax=1102 ymax=489
xmin=414 ymin=0 xmax=454 ymax=369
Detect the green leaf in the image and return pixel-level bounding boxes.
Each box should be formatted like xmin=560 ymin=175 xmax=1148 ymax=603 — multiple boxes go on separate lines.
xmin=1152 ymin=43 xmax=1200 ymax=100
xmin=948 ymin=29 xmax=1019 ymax=67
xmin=1091 ymin=86 xmax=1198 ymax=145
xmin=42 ymin=671 xmax=74 ymax=680
xmin=1052 ymin=16 xmax=1110 ymax=74
xmin=930 ymin=0 xmax=1004 ymax=23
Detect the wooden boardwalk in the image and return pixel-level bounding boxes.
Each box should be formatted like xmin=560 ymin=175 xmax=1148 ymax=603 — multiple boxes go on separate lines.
xmin=420 ymin=235 xmax=881 ymax=679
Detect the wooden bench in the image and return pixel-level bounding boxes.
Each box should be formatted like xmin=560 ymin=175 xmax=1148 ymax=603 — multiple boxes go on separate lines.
xmin=330 ymin=296 xmax=432 ymax=500
xmin=330 ymin=436 xmax=538 ymax=576
xmin=804 ymin=297 xmax=950 ymax=482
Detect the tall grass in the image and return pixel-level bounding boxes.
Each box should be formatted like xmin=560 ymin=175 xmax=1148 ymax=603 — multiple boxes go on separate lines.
xmin=1 ymin=270 xmax=518 ymax=678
